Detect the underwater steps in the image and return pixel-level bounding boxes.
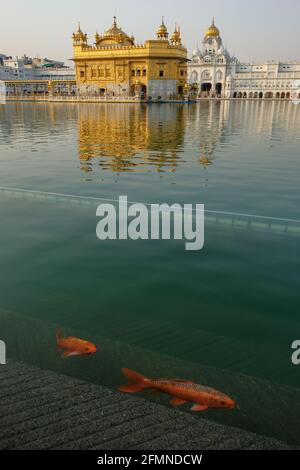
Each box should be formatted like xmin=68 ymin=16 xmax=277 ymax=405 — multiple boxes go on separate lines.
xmin=0 ymin=360 xmax=296 ymax=450
xmin=0 ymin=308 xmax=300 ymax=447
xmin=68 ymin=309 xmax=299 ymax=387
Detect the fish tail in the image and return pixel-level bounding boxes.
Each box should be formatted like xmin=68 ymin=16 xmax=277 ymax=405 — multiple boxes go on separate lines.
xmin=119 ymin=368 xmax=149 ymax=393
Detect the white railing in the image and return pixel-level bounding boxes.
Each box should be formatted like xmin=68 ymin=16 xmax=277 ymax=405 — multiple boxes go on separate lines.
xmin=50 ymin=95 xmax=141 ymax=102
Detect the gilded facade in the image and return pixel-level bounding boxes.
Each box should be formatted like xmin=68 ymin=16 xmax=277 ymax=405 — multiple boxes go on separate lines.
xmin=73 ymin=17 xmax=188 ymax=100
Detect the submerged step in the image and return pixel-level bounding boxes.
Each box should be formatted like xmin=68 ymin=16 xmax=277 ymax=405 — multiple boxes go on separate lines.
xmin=0 ymin=308 xmax=299 ymax=446
xmin=0 ymin=359 xmax=296 ymax=451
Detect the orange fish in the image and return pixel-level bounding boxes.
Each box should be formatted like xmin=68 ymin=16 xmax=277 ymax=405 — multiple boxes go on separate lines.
xmin=56 ymin=330 xmax=97 ymax=358
xmin=119 ymin=368 xmax=235 ymax=412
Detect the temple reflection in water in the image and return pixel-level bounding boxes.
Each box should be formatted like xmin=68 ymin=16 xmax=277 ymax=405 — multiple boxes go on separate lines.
xmin=1 ymin=101 xmax=299 ymax=176
xmin=79 ymin=104 xmax=187 ymax=173
xmin=78 ymin=102 xmax=234 ymax=173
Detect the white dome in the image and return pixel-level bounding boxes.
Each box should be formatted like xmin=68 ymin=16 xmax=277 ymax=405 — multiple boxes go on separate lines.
xmin=192 ymin=48 xmax=201 ymax=58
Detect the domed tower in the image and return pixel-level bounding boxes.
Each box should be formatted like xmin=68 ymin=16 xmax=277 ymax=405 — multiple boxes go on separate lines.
xmin=203 ymin=18 xmax=222 ymax=55
xmin=188 ymin=18 xmax=233 ymax=98
xmin=205 ymin=18 xmax=220 ymax=39
xmin=95 ymin=16 xmax=135 ymax=46
xmin=156 ymin=18 xmax=169 ymax=40
xmin=72 ymin=23 xmax=87 ymax=46
xmin=170 ymin=25 xmax=182 ymax=46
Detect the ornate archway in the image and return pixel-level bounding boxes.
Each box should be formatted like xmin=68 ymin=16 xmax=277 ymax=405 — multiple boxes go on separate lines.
xmin=201 ymin=83 xmax=212 ymax=97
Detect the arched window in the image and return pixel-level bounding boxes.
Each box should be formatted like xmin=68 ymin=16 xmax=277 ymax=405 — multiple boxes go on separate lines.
xmin=191 ymin=71 xmax=198 ymax=82
xmin=216 ymin=70 xmax=223 ymax=81
xmin=202 ymin=70 xmax=211 ymax=80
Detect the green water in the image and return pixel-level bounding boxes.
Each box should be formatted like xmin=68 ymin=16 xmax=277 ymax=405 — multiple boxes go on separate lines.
xmin=0 ymin=101 xmax=299 ymax=444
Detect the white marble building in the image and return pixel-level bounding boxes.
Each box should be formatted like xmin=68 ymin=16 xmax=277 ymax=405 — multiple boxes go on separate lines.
xmin=189 ymin=20 xmax=300 ymax=100
xmin=0 ymin=55 xmax=75 ymax=81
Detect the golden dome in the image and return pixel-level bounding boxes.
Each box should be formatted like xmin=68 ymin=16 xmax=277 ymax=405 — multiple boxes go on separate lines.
xmin=157 ymin=18 xmax=169 ymax=39
xmin=96 ymin=16 xmax=134 ymax=46
xmin=158 ymin=23 xmax=167 ymax=34
xmin=170 ymin=25 xmax=181 ymax=45
xmin=171 ymin=26 xmax=178 ymax=39
xmin=72 ymin=23 xmax=87 ymax=43
xmin=205 ymin=18 xmax=220 ymax=38
xmin=104 ymin=16 xmax=126 ymax=37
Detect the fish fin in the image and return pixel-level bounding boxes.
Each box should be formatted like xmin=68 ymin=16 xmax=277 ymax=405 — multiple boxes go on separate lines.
xmin=119 ymin=368 xmax=149 ymax=394
xmin=118 ymin=384 xmax=145 ymax=394
xmin=191 ymin=404 xmax=209 ymax=412
xmin=121 ymin=368 xmax=147 ymax=384
xmin=62 ymin=351 xmax=81 ymax=358
xmin=170 ymin=398 xmax=188 ymax=407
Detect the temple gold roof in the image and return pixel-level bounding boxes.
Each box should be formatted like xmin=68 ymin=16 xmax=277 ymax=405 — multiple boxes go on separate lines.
xmin=95 ymin=16 xmax=134 ymax=46
xmin=72 ymin=23 xmax=87 ymax=43
xmin=170 ymin=25 xmax=181 ymax=45
xmin=157 ymin=18 xmax=169 ymax=40
xmin=205 ymin=19 xmax=220 ymax=38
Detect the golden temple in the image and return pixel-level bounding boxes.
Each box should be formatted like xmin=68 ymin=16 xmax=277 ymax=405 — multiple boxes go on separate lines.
xmin=72 ymin=17 xmax=189 ymax=100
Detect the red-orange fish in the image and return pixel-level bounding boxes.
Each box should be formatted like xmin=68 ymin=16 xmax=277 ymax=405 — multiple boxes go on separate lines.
xmin=56 ymin=330 xmax=97 ymax=358
xmin=119 ymin=368 xmax=235 ymax=412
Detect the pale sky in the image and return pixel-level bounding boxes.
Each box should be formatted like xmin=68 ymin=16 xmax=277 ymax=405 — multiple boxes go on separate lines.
xmin=1 ymin=0 xmax=300 ymax=65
